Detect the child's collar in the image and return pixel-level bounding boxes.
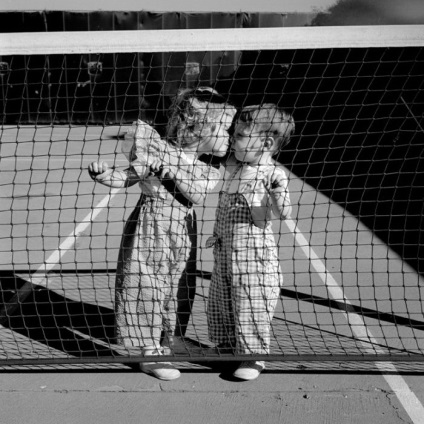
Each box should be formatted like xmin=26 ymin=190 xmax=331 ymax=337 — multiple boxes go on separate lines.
xmin=236 ymin=159 xmax=273 ymax=168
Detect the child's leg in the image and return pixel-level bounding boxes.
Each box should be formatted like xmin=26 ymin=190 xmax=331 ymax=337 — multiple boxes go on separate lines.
xmin=160 ymin=208 xmax=193 ymax=345
xmin=231 ymin=233 xmax=281 ymax=355
xmin=115 ymin=198 xmax=173 ymax=350
xmin=233 ymin=281 xmax=279 ymax=354
xmin=207 ymin=242 xmax=236 ymax=347
xmin=175 ymin=210 xmax=197 ymax=337
xmin=115 ymin=267 xmax=165 ymax=350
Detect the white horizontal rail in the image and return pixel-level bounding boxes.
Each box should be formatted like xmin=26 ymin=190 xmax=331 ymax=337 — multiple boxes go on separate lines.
xmin=0 ymin=25 xmax=423 ymax=55
xmin=0 ymin=0 xmax=318 ymax=13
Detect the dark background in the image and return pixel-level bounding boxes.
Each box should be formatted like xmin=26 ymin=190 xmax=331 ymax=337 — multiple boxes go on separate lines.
xmin=0 ymin=10 xmax=423 ymax=276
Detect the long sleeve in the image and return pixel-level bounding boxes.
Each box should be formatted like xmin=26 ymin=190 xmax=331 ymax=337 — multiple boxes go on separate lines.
xmin=168 ymin=156 xmax=222 ymax=205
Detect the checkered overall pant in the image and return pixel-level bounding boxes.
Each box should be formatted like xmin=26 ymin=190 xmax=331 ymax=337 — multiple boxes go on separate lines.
xmin=207 ymin=192 xmax=282 ymax=354
xmin=115 ymin=194 xmax=194 ymax=351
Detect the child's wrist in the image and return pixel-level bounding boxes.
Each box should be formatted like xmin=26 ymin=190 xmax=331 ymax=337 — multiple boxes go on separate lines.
xmin=167 ymin=149 xmax=182 ymax=166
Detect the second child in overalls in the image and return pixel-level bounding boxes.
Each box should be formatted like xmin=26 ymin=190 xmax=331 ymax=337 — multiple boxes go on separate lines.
xmin=207 ymin=104 xmax=295 ymax=381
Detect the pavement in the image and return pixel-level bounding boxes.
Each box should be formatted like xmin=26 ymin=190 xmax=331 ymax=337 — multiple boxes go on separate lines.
xmin=1 ymin=360 xmax=423 ymax=424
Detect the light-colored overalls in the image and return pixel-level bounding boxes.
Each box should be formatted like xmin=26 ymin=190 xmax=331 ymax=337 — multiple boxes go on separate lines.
xmin=207 ymin=161 xmax=284 ymax=354
xmin=116 ymin=128 xmax=219 ymax=351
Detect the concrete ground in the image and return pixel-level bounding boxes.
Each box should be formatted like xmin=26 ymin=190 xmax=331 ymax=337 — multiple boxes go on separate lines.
xmin=1 ymin=361 xmax=424 ymax=424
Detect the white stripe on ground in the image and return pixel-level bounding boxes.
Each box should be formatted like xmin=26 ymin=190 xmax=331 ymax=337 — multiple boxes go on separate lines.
xmin=285 ymin=218 xmax=424 ymax=424
xmin=30 ymin=188 xmax=121 ymax=286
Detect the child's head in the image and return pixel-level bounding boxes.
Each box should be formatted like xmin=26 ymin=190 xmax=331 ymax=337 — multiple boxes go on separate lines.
xmin=167 ymin=87 xmax=236 ymax=157
xmin=232 ymin=104 xmax=295 ymax=164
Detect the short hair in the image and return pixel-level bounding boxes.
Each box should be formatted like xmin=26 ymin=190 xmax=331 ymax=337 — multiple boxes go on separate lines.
xmin=240 ymin=103 xmax=295 ymax=152
xmin=166 ymin=87 xmax=235 ymax=147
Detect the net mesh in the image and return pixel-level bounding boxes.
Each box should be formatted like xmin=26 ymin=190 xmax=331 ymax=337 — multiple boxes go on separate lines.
xmin=0 ymin=27 xmax=423 ymax=366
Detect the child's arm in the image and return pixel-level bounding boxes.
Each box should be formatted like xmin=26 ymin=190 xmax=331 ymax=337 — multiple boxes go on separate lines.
xmin=264 ymin=168 xmax=292 ymax=220
xmin=163 ymin=164 xmax=220 ymax=205
xmin=88 ymin=161 xmax=139 ymax=188
xmin=152 ymin=142 xmax=221 ymax=205
xmin=121 ymin=120 xmax=167 ymax=182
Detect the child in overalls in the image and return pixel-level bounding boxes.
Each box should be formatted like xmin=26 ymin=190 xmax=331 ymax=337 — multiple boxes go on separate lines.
xmin=88 ymin=87 xmax=236 ymax=380
xmin=207 ymin=104 xmax=295 ymax=381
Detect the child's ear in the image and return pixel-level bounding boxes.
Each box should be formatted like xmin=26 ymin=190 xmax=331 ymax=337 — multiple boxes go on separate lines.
xmin=264 ymin=136 xmax=274 ymax=150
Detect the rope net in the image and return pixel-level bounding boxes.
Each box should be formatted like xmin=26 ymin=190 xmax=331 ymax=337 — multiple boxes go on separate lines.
xmin=0 ymin=27 xmax=423 ymax=365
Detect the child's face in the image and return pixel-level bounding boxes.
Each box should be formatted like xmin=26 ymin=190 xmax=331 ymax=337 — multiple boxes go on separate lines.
xmin=197 ymin=110 xmax=234 ymax=157
xmin=232 ymin=108 xmax=270 ymax=163
xmin=177 ymin=98 xmax=234 ymax=157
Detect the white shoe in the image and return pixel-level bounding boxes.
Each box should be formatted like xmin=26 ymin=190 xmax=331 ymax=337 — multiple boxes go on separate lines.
xmin=139 ymin=346 xmax=181 ymax=381
xmin=139 ymin=361 xmax=181 ymax=381
xmin=233 ymin=361 xmax=265 ymax=381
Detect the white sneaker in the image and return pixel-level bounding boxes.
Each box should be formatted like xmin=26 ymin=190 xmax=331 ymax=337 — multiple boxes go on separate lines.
xmin=139 ymin=361 xmax=181 ymax=381
xmin=233 ymin=361 xmax=265 ymax=381
xmin=139 ymin=346 xmax=181 ymax=381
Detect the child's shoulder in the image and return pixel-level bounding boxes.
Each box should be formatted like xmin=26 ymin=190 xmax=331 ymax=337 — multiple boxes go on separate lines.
xmin=195 ymin=156 xmax=222 ymax=179
xmin=220 ymin=154 xmax=239 ymax=170
xmin=198 ymin=154 xmax=223 ymax=169
xmin=269 ymin=159 xmax=287 ymax=175
xmin=223 ymin=155 xmax=241 ymax=176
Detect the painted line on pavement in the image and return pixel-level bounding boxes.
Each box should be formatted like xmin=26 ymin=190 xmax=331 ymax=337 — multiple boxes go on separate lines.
xmin=30 ymin=188 xmax=121 ymax=286
xmin=285 ymin=218 xmax=424 ymax=424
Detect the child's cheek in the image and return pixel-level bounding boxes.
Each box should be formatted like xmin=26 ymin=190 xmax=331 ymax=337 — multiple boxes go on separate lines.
xmin=198 ymin=122 xmax=216 ymax=139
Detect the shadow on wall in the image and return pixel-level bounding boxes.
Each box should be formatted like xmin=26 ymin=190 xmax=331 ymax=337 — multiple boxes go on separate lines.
xmin=0 ymin=273 xmax=116 ymax=359
xmin=0 ymin=11 xmax=422 ymax=276
xmin=216 ymin=48 xmax=424 ymax=276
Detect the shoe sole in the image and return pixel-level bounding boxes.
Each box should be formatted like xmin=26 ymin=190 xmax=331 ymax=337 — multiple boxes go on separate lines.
xmin=144 ymin=370 xmax=181 ymax=381
xmin=233 ymin=374 xmax=260 ymax=381
xmin=139 ymin=364 xmax=181 ymax=381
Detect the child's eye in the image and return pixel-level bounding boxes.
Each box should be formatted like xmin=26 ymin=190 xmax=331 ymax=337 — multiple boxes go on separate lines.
xmin=180 ymin=110 xmax=197 ymax=124
xmin=240 ymin=111 xmax=252 ymax=123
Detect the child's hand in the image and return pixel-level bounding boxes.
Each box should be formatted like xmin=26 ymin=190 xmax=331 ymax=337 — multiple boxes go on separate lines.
xmin=88 ymin=161 xmax=112 ymax=182
xmin=263 ymin=169 xmax=288 ymax=192
xmin=148 ymin=158 xmax=177 ymax=181
xmin=205 ymin=235 xmax=217 ymax=248
xmin=148 ymin=158 xmax=163 ymax=176
xmin=264 ymin=168 xmax=292 ymax=220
